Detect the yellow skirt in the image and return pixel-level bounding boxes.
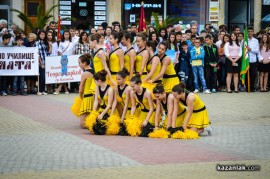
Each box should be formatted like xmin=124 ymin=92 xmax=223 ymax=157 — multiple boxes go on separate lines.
xmin=162 ymin=76 xmax=180 ymax=92
xmin=163 ymin=110 xmax=186 ymax=128
xmin=79 ymin=94 xmax=93 ymax=115
xmin=139 ymin=110 xmax=155 ymax=125
xmin=188 ymin=109 xmax=211 ymax=129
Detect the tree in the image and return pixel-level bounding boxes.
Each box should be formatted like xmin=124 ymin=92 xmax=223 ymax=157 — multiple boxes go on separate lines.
xmin=150 ymin=12 xmax=183 ymax=32
xmin=11 ymin=3 xmax=58 ymax=30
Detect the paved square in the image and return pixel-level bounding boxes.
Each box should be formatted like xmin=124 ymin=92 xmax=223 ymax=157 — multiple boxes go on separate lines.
xmin=0 ymin=92 xmax=269 ymax=178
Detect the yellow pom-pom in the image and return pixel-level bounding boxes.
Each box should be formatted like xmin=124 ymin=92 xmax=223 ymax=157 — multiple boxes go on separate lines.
xmin=106 ymin=115 xmax=121 ymax=135
xmin=171 ymin=130 xmax=188 ymax=139
xmin=185 ymin=129 xmax=199 ymax=139
xmin=85 ymin=110 xmax=99 ymax=132
xmin=71 ymin=97 xmax=82 ymax=117
xmin=148 ymin=128 xmax=170 ymax=138
xmin=124 ymin=115 xmax=142 ymax=136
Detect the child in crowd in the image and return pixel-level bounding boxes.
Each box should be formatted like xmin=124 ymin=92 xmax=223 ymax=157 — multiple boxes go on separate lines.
xmin=190 ymin=37 xmax=211 ymax=94
xmin=12 ymin=35 xmax=27 ymax=96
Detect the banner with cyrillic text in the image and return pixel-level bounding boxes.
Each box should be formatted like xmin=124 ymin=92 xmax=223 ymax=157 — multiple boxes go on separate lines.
xmin=0 ymin=47 xmax=39 ymax=76
xmin=45 ymin=55 xmax=82 ymax=84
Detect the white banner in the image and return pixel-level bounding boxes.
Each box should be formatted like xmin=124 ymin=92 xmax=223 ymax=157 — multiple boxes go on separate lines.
xmin=45 ymin=55 xmax=82 ymax=84
xmin=0 ymin=47 xmax=39 ymax=76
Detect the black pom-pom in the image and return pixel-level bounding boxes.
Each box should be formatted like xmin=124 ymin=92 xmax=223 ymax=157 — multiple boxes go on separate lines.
xmin=92 ymin=120 xmax=107 ymax=135
xmin=118 ymin=123 xmax=128 ymax=136
xmin=168 ymin=127 xmax=184 ymax=134
xmin=139 ymin=123 xmax=154 ymax=137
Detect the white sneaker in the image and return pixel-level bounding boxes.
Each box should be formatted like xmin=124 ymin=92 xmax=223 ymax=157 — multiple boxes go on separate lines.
xmin=37 ymin=92 xmax=42 ymax=95
xmin=65 ymin=91 xmax=69 ymax=94
xmin=194 ymin=89 xmax=199 ymax=93
xmin=203 ymin=89 xmax=211 ymax=94
xmin=42 ymin=92 xmax=47 ymax=95
xmin=53 ymin=92 xmax=59 ymax=95
xmin=204 ymin=126 xmax=213 ymax=135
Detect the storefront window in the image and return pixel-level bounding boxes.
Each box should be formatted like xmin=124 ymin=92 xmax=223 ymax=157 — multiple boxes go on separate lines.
xmin=0 ymin=0 xmax=10 ymax=27
xmin=122 ymin=0 xmax=164 ymax=27
xmin=167 ymin=0 xmax=207 ymax=25
xmin=59 ymin=0 xmax=107 ymax=30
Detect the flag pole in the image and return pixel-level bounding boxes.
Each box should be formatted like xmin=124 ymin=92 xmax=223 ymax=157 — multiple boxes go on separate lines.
xmin=247 ymin=68 xmax=250 ymax=92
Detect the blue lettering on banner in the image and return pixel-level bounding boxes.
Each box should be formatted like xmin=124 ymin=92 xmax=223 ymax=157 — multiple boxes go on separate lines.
xmin=125 ymin=3 xmax=162 ymax=10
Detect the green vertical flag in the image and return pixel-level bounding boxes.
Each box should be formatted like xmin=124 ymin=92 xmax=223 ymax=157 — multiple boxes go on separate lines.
xmin=240 ymin=25 xmax=250 ymax=84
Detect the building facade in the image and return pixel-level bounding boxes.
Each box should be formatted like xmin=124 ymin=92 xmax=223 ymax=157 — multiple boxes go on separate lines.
xmin=0 ymin=0 xmax=269 ymax=33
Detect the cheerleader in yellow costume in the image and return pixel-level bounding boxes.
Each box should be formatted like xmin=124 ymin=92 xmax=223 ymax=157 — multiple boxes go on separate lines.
xmin=135 ymin=33 xmax=149 ymax=82
xmin=108 ymin=31 xmax=124 ymax=85
xmin=142 ymin=41 xmax=161 ymax=94
xmin=89 ymin=33 xmax=114 ymax=91
xmin=152 ymin=84 xmax=186 ymax=130
xmin=127 ymin=74 xmax=155 ymax=136
xmin=85 ymin=70 xmax=118 ymax=134
xmin=150 ymin=41 xmax=180 ymax=92
xmin=121 ymin=33 xmax=136 ymax=82
xmin=77 ymin=54 xmax=95 ymax=129
xmin=172 ymin=82 xmax=213 ymax=135
xmin=115 ymin=68 xmax=133 ymax=122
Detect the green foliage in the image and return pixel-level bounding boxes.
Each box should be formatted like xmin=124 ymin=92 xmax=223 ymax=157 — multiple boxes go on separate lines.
xmin=150 ymin=12 xmax=183 ymax=32
xmin=11 ymin=3 xmax=58 ymax=30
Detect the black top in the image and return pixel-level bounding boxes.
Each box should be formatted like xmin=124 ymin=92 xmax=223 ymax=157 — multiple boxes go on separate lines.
xmin=147 ymin=54 xmax=157 ymax=66
xmin=109 ymin=47 xmax=121 ymax=58
xmin=160 ymin=54 xmax=167 ymax=63
xmin=94 ymin=48 xmax=103 ymax=56
xmin=136 ymin=87 xmax=146 ymax=104
xmin=99 ymin=85 xmax=110 ymax=100
xmin=136 ymin=48 xmax=146 ymax=55
xmin=118 ymin=84 xmax=128 ymax=99
xmin=85 ymin=69 xmax=94 ymax=75
xmin=161 ymin=93 xmax=169 ymax=114
xmin=203 ymin=44 xmax=219 ymax=64
xmin=124 ymin=47 xmax=134 ymax=55
xmin=179 ymin=90 xmax=190 ymax=106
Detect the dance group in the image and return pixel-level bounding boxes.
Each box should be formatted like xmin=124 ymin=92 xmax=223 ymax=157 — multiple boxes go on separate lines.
xmin=71 ymin=32 xmax=213 ymax=139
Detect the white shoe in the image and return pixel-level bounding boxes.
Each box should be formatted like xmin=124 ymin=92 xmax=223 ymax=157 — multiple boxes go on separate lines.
xmin=65 ymin=91 xmax=69 ymax=94
xmin=37 ymin=92 xmax=42 ymax=95
xmin=203 ymin=89 xmax=211 ymax=94
xmin=204 ymin=126 xmax=213 ymax=135
xmin=53 ymin=92 xmax=59 ymax=95
xmin=194 ymin=89 xmax=199 ymax=93
xmin=42 ymin=92 xmax=47 ymax=95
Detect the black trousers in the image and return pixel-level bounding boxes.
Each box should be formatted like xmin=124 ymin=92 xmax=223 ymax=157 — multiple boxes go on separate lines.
xmin=205 ymin=64 xmax=217 ymax=90
xmin=246 ymin=62 xmax=258 ymax=91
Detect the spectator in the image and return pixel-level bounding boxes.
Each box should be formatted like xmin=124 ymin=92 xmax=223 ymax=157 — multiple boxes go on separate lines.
xmin=34 ymin=30 xmax=50 ymax=95
xmin=12 ymin=35 xmax=27 ymax=96
xmin=178 ymin=41 xmax=192 ymax=88
xmin=247 ymin=27 xmax=260 ymax=92
xmin=158 ymin=28 xmax=167 ymax=42
xmin=204 ymin=34 xmax=219 ymax=93
xmin=25 ymin=33 xmax=37 ymax=94
xmin=224 ymin=32 xmax=242 ymax=93
xmin=258 ymin=34 xmax=270 ymax=92
xmin=54 ymin=30 xmax=75 ymax=95
xmin=0 ymin=34 xmax=12 ymax=96
xmin=0 ymin=19 xmax=7 ymax=31
xmin=97 ymin=25 xmax=105 ymax=35
xmin=217 ymin=34 xmax=230 ymax=91
xmin=190 ymin=37 xmax=210 ymax=93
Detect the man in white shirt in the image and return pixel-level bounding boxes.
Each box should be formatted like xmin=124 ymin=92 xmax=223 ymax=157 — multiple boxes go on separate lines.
xmin=247 ymin=27 xmax=260 ymax=92
xmin=70 ymin=26 xmax=79 ymax=44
